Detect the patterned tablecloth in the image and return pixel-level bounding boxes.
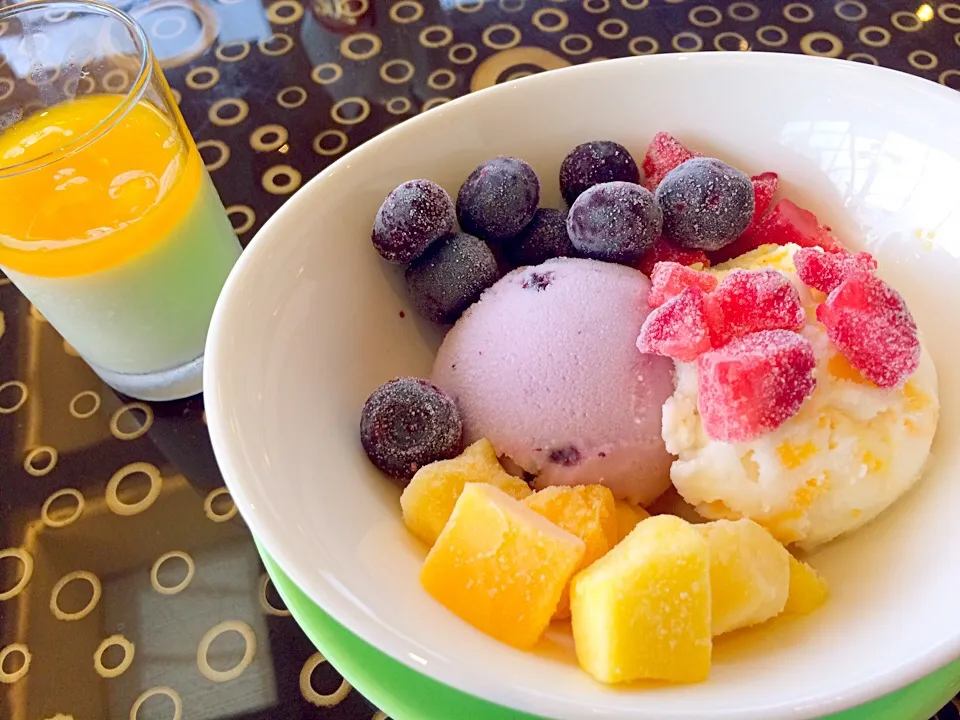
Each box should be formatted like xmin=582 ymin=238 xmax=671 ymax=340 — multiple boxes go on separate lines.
xmin=1 ymin=1 xmax=959 ymax=718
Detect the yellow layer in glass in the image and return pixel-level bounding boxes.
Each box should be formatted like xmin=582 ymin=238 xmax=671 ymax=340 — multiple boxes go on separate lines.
xmin=0 ymin=94 xmax=201 ymax=278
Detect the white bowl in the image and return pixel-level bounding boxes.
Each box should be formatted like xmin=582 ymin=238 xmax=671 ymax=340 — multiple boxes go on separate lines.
xmin=204 ymin=53 xmax=960 ymax=720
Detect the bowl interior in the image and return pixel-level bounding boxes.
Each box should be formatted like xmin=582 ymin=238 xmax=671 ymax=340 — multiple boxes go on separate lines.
xmin=205 ymin=54 xmax=960 ymax=720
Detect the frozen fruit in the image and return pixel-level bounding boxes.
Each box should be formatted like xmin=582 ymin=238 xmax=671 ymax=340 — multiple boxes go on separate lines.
xmin=372 ymin=179 xmax=456 ymax=264
xmin=713 ymin=268 xmax=805 ymax=336
xmin=636 ymin=236 xmax=710 ymax=277
xmin=421 ymin=483 xmax=585 ymax=649
xmin=711 ymin=197 xmax=840 ymax=264
xmin=656 ymin=158 xmax=755 ymax=252
xmin=648 ymin=261 xmax=719 ymax=308
xmin=794 ymin=247 xmax=878 ymax=293
xmin=640 ymin=131 xmax=700 ymax=191
xmin=559 ymin=140 xmax=641 ymax=206
xmin=695 ymin=519 xmax=790 ymax=636
xmin=816 ymin=273 xmax=920 ymax=388
xmin=360 ymin=378 xmax=463 ymax=481
xmin=405 ymin=232 xmax=499 ymax=324
xmin=570 ymin=515 xmax=712 ymax=684
xmin=784 ymin=556 xmax=829 ymax=615
xmin=505 ymin=208 xmax=577 ymax=267
xmin=750 ymin=172 xmax=779 ymax=222
xmin=456 ymin=156 xmax=539 ymax=241
xmin=637 ymin=286 xmax=716 ymax=362
xmin=697 ymin=330 xmax=817 ymax=443
xmin=523 ymin=485 xmax=617 ymax=618
xmin=613 ymin=500 xmax=650 ymax=543
xmin=401 ymin=438 xmax=532 ymax=546
xmin=567 ymin=181 xmax=662 ymax=264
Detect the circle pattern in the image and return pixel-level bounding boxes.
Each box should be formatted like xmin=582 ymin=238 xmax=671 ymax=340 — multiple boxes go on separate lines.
xmin=110 ymin=402 xmax=154 ymax=440
xmin=380 ymin=59 xmax=415 ymax=84
xmin=197 ymin=620 xmax=257 ymax=682
xmin=263 ymin=165 xmax=303 ymax=194
xmin=209 ymin=98 xmax=250 ymax=126
xmin=419 ymin=25 xmax=453 ymax=48
xmin=186 ymin=65 xmax=219 ymax=90
xmin=50 ymin=571 xmax=102 ymax=621
xmin=800 ymin=31 xmax=844 ymax=58
xmin=93 ymin=635 xmax=135 ymax=678
xmin=483 ymin=24 xmax=523 ymax=50
xmin=106 ymin=462 xmax=163 ymax=516
xmin=835 ymin=0 xmax=868 ymax=22
xmin=0 ymin=381 xmax=28 ymax=414
xmin=859 ymin=25 xmax=892 ymax=47
xmin=341 ymin=32 xmax=382 ymax=61
xmin=227 ymin=205 xmax=257 ymax=234
xmin=784 ymin=2 xmax=815 ymax=22
xmin=24 ymin=446 xmax=58 ymax=477
xmin=151 ymin=551 xmax=197 ymax=595
xmin=0 ymin=644 xmax=30 ymax=684
xmin=277 ymin=85 xmax=307 ymax=108
xmin=0 ymin=548 xmax=33 ymax=601
xmin=251 ymin=124 xmax=289 ymax=152
xmin=130 ymin=687 xmax=182 ymax=720
xmin=300 ymin=652 xmax=353 ymax=706
xmin=204 ymin=487 xmax=239 ymax=522
xmin=41 ymin=489 xmax=84 ymax=528
xmin=197 ymin=139 xmax=231 ymax=171
xmin=689 ymin=5 xmax=722 ymax=28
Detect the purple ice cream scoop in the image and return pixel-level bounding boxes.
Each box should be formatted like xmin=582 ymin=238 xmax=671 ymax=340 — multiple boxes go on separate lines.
xmin=431 ymin=257 xmax=675 ymax=506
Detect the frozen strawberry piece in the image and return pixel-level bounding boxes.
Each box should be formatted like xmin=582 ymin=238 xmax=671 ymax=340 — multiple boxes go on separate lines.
xmin=714 ymin=269 xmax=805 ymax=338
xmin=794 ymin=247 xmax=878 ymax=293
xmin=648 ymin=262 xmax=719 ymax=308
xmin=711 ymin=198 xmax=841 ymax=263
xmin=816 ymin=273 xmax=920 ymax=388
xmin=697 ymin=330 xmax=817 ymax=443
xmin=636 ymin=236 xmax=710 ymax=276
xmin=750 ymin=172 xmax=779 ymax=224
xmin=641 ymin=132 xmax=700 ymax=191
xmin=638 ymin=286 xmax=715 ymax=362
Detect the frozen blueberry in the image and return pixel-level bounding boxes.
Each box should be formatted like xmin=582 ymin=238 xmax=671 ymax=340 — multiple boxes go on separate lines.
xmin=360 ymin=378 xmax=464 ymax=481
xmin=456 ymin=156 xmax=539 ymax=241
xmin=566 ymin=181 xmax=662 ymax=264
xmin=406 ymin=232 xmax=499 ymax=323
xmin=372 ymin=179 xmax=455 ymax=264
xmin=559 ymin=140 xmax=641 ymax=206
xmin=655 ymin=157 xmax=755 ymax=252
xmin=505 ymin=208 xmax=577 ymax=267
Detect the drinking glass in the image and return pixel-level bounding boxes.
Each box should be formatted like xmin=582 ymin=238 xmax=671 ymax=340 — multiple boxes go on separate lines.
xmin=0 ymin=0 xmax=242 ymax=400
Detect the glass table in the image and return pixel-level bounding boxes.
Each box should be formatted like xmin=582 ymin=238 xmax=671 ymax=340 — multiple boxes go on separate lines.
xmin=1 ymin=1 xmax=959 ymax=718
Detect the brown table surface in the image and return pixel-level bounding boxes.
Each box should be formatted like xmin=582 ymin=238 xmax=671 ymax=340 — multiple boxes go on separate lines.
xmin=2 ymin=1 xmax=960 ymax=718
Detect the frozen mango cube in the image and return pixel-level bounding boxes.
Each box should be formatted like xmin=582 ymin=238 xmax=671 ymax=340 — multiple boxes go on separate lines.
xmin=401 ymin=438 xmax=532 ymax=546
xmin=614 ymin=499 xmax=650 ymax=544
xmin=420 ymin=483 xmax=585 ymax=649
xmin=784 ymin=556 xmax=829 ymax=615
xmin=570 ymin=515 xmax=711 ymax=684
xmin=695 ymin=519 xmax=790 ymax=636
xmin=523 ymin=485 xmax=617 ymax=618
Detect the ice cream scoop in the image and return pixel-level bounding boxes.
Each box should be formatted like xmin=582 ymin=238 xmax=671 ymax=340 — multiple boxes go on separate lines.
xmin=432 ymin=257 xmax=675 ymax=506
xmin=663 ymin=244 xmax=939 ymax=549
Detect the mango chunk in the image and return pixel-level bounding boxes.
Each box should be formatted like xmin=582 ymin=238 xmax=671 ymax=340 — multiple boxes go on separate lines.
xmin=401 ymin=438 xmax=532 ymax=546
xmin=784 ymin=556 xmax=829 ymax=615
xmin=613 ymin=500 xmax=650 ymax=544
xmin=420 ymin=483 xmax=585 ymax=649
xmin=523 ymin=485 xmax=617 ymax=618
xmin=695 ymin=519 xmax=790 ymax=636
xmin=570 ymin=515 xmax=711 ymax=684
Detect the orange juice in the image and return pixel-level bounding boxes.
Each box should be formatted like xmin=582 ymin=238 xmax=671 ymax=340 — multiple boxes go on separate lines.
xmin=0 ymin=95 xmax=241 ymax=380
